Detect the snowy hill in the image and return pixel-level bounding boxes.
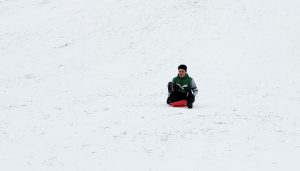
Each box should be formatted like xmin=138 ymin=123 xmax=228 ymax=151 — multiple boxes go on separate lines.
xmin=1 ymin=0 xmax=300 ymax=170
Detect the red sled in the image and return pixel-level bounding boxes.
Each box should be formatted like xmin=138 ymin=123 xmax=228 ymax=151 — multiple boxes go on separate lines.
xmin=170 ymin=100 xmax=187 ymax=107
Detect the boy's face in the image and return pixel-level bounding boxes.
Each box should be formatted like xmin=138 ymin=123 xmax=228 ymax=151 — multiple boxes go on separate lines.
xmin=178 ymin=69 xmax=186 ymax=78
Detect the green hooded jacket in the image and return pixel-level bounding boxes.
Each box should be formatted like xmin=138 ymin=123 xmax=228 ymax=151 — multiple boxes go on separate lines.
xmin=172 ymin=74 xmax=198 ymax=95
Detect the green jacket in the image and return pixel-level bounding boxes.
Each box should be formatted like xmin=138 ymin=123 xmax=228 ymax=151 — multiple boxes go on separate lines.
xmin=172 ymin=74 xmax=198 ymax=96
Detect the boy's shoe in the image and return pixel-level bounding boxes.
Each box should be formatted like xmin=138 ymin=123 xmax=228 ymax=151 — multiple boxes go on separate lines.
xmin=187 ymin=102 xmax=193 ymax=108
xmin=166 ymin=97 xmax=172 ymax=104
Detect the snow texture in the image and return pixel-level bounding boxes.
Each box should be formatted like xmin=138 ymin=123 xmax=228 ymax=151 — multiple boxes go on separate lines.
xmin=0 ymin=0 xmax=300 ymax=170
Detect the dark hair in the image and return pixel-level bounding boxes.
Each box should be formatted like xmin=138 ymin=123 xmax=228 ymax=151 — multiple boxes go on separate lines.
xmin=178 ymin=64 xmax=187 ymax=71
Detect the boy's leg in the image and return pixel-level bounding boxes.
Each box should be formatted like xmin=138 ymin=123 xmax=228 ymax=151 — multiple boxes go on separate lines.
xmin=167 ymin=82 xmax=174 ymax=104
xmin=167 ymin=82 xmax=189 ymax=104
xmin=168 ymin=82 xmax=174 ymax=95
xmin=186 ymin=90 xmax=195 ymax=108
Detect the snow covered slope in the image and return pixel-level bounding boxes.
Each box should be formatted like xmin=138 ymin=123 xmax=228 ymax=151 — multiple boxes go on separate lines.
xmin=1 ymin=0 xmax=300 ymax=170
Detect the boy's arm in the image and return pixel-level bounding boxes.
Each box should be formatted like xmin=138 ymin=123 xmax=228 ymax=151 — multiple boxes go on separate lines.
xmin=191 ymin=79 xmax=198 ymax=96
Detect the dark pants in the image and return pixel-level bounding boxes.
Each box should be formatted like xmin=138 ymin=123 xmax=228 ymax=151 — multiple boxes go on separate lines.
xmin=167 ymin=82 xmax=195 ymax=104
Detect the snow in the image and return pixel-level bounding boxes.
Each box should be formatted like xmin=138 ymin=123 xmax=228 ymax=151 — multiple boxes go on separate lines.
xmin=0 ymin=0 xmax=300 ymax=170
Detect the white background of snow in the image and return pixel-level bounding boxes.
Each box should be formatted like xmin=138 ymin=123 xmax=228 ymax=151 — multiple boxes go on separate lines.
xmin=0 ymin=0 xmax=300 ymax=170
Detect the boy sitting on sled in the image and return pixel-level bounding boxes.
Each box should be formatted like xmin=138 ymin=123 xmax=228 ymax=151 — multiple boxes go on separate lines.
xmin=167 ymin=64 xmax=198 ymax=108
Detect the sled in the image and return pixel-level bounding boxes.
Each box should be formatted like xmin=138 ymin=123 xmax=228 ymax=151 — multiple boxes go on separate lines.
xmin=170 ymin=100 xmax=187 ymax=107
